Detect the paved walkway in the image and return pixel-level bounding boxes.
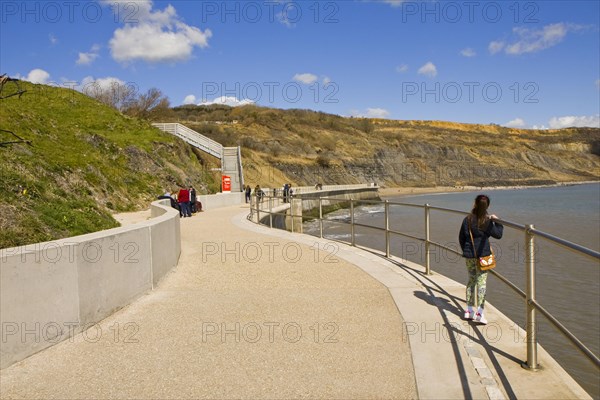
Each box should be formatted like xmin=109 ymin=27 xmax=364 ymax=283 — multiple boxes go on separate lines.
xmin=0 ymin=204 xmax=590 ymax=399
xmin=1 ymin=205 xmax=415 ymax=399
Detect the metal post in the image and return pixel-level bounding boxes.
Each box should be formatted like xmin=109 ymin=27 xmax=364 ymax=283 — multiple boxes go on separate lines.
xmin=269 ymin=196 xmax=273 ymax=228
xmin=385 ymin=200 xmax=390 ymax=258
xmin=523 ymin=224 xmax=540 ymax=370
xmin=425 ymin=204 xmax=431 ymax=275
xmin=350 ymin=199 xmax=355 ymax=246
xmin=256 ymin=195 xmax=260 ymax=225
xmin=290 ymin=198 xmax=294 ymax=233
xmin=319 ymin=197 xmax=323 ymax=239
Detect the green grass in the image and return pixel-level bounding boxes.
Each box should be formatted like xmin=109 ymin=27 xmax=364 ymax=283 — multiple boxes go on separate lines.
xmin=0 ymin=82 xmax=218 ymax=249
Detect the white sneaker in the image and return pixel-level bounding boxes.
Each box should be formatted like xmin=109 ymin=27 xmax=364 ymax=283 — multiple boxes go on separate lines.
xmin=464 ymin=309 xmax=475 ymax=320
xmin=475 ymin=312 xmax=487 ymax=324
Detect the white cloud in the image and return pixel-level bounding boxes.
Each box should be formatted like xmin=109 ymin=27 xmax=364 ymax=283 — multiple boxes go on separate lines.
xmin=106 ymin=1 xmax=212 ymax=64
xmin=79 ymin=76 xmax=127 ymax=95
xmin=77 ymin=52 xmax=99 ymax=66
xmin=277 ymin=11 xmax=296 ymax=28
xmin=460 ymin=48 xmax=476 ymax=57
xmin=506 ymin=23 xmax=567 ymax=55
xmin=396 ymin=64 xmax=408 ymax=73
xmin=505 ymin=118 xmax=526 ymax=128
xmin=322 ymin=76 xmax=332 ymax=86
xmin=548 ymin=115 xmax=600 ymax=129
xmin=383 ymin=0 xmax=405 ymax=7
xmin=183 ymin=94 xmax=197 ymax=105
xmin=293 ymin=73 xmax=318 ymax=85
xmin=417 ymin=62 xmax=437 ymax=78
xmin=198 ymin=96 xmax=254 ymax=107
xmin=490 ymin=23 xmax=582 ymax=55
xmin=351 ymin=108 xmax=390 ymax=119
xmin=23 ymin=69 xmax=51 ymax=84
xmin=49 ymin=34 xmax=58 ymax=45
xmin=488 ymin=41 xmax=505 ymax=54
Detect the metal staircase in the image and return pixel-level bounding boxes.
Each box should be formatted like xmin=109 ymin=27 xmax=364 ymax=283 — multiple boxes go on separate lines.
xmin=152 ymin=123 xmax=244 ymax=192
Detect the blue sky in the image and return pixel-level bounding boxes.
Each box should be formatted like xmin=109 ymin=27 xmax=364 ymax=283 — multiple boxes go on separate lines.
xmin=1 ymin=0 xmax=599 ymax=129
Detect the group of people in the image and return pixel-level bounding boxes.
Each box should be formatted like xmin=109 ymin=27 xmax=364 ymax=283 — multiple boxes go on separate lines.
xmin=244 ymin=184 xmax=294 ymax=204
xmin=282 ymin=183 xmax=293 ymax=203
xmin=158 ymin=186 xmax=202 ymax=218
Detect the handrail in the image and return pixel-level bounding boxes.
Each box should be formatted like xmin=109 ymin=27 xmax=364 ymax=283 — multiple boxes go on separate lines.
xmin=152 ymin=123 xmax=223 ymax=159
xmin=249 ymin=193 xmax=600 ymax=371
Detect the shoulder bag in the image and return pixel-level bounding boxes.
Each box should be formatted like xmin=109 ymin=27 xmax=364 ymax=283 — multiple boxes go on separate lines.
xmin=468 ymin=216 xmax=496 ymax=271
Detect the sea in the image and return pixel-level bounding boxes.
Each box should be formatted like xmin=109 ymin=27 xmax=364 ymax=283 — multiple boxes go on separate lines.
xmin=303 ymin=183 xmax=600 ymax=398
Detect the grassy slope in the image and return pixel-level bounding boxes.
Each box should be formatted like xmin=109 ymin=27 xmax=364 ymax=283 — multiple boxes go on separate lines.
xmin=0 ymin=82 xmax=219 ymax=248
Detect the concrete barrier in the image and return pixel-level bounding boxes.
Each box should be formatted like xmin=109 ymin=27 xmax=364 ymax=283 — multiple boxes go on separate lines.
xmin=197 ymin=192 xmax=245 ymax=210
xmin=0 ymin=199 xmax=180 ymax=369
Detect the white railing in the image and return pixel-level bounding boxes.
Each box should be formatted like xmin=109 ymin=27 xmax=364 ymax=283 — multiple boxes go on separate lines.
xmin=152 ymin=123 xmax=223 ymax=159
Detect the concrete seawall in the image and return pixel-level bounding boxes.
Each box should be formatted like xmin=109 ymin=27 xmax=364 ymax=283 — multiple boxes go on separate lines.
xmin=0 ymin=199 xmax=181 ymax=369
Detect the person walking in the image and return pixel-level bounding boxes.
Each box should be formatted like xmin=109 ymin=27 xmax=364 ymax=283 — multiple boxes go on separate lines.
xmin=245 ymin=185 xmax=252 ymax=203
xmin=458 ymin=194 xmax=503 ymax=324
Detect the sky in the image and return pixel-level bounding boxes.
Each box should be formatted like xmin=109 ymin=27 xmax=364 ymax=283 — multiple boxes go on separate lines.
xmin=1 ymin=0 xmax=599 ymax=129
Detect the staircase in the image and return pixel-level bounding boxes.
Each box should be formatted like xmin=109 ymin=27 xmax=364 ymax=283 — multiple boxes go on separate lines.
xmin=152 ymin=123 xmax=244 ymax=192
xmin=222 ymin=147 xmax=244 ymax=193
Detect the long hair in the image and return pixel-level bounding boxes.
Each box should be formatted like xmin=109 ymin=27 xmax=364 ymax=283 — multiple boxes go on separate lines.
xmin=471 ymin=194 xmax=490 ymax=228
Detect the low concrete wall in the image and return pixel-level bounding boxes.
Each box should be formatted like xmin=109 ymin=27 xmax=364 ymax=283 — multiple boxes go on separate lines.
xmin=198 ymin=192 xmax=245 ymax=210
xmin=0 ymin=199 xmax=181 ymax=369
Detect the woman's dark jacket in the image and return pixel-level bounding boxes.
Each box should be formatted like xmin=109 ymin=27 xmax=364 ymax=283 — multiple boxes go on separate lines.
xmin=459 ymin=215 xmax=503 ymax=258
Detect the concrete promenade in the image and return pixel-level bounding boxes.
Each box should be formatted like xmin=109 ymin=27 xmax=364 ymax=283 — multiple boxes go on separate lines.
xmin=0 ymin=204 xmax=590 ymax=399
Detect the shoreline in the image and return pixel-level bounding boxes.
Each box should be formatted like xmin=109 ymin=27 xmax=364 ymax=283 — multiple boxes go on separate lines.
xmin=377 ymin=180 xmax=599 ymax=198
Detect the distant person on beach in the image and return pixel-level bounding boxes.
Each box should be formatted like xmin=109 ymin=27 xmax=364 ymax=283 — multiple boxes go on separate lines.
xmin=458 ymin=194 xmax=503 ymax=325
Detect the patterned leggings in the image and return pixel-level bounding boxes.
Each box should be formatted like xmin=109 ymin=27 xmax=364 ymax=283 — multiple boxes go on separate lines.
xmin=466 ymin=258 xmax=488 ymax=308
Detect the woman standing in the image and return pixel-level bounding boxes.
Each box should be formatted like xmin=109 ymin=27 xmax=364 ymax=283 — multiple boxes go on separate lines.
xmin=458 ymin=194 xmax=503 ymax=324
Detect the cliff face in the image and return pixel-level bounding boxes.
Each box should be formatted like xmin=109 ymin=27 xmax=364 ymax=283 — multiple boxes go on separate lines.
xmin=168 ymin=106 xmax=600 ymax=188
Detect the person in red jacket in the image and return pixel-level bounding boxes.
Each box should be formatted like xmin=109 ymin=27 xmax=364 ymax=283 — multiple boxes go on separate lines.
xmin=178 ymin=186 xmax=191 ymax=217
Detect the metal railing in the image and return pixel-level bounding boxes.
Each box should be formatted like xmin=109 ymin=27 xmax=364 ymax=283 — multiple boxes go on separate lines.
xmin=152 ymin=123 xmax=224 ymax=159
xmin=249 ymin=194 xmax=600 ymax=371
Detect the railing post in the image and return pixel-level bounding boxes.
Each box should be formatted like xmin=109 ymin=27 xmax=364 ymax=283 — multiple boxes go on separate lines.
xmin=385 ymin=200 xmax=390 ymax=257
xmin=523 ymin=224 xmax=540 ymax=370
xmin=256 ymin=195 xmax=260 ymax=225
xmin=350 ymin=199 xmax=355 ymax=246
xmin=290 ymin=198 xmax=294 ymax=233
xmin=425 ymin=204 xmax=431 ymax=275
xmin=319 ymin=197 xmax=323 ymax=239
xmin=269 ymin=196 xmax=273 ymax=228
